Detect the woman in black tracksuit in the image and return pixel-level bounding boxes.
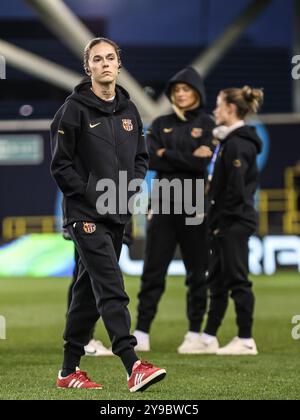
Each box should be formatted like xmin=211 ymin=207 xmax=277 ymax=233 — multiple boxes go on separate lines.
xmin=51 ymin=37 xmax=166 ymax=392
xmin=203 ymin=85 xmax=264 ymax=355
xmin=134 ymin=67 xmax=215 ymax=354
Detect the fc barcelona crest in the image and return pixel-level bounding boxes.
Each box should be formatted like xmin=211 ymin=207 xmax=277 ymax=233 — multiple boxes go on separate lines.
xmin=191 ymin=128 xmax=203 ymax=138
xmin=83 ymin=222 xmax=96 ymax=234
xmin=122 ymin=119 xmax=133 ymax=132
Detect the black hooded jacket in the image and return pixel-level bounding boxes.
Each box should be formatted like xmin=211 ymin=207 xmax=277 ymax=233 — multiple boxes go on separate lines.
xmin=147 ymin=67 xmax=215 ymax=207
xmin=50 ymin=78 xmax=149 ymax=227
xmin=208 ymin=126 xmax=262 ymax=233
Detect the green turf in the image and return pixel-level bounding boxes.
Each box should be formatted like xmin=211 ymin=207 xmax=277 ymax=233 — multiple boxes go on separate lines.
xmin=0 ymin=273 xmax=300 ymax=400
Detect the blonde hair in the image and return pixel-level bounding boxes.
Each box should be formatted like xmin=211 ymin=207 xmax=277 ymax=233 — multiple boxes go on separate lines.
xmin=221 ymin=86 xmax=264 ymax=118
xmin=170 ymin=85 xmax=201 ymax=121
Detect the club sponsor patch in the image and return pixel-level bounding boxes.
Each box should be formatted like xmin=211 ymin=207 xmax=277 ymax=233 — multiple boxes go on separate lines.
xmin=191 ymin=128 xmax=203 ymax=138
xmin=233 ymin=159 xmax=242 ymax=168
xmin=83 ymin=222 xmax=96 ymax=234
xmin=122 ymin=119 xmax=133 ymax=131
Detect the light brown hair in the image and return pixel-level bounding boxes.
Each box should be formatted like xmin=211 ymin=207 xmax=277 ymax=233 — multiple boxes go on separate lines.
xmin=83 ymin=37 xmax=122 ymax=76
xmin=221 ymin=86 xmax=264 ymax=118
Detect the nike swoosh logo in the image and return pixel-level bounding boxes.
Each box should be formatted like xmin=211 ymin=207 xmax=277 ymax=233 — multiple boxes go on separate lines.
xmin=89 ymin=122 xmax=102 ymax=129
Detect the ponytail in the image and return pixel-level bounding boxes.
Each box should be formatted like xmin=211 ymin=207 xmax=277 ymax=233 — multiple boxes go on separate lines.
xmin=221 ymin=86 xmax=264 ymax=118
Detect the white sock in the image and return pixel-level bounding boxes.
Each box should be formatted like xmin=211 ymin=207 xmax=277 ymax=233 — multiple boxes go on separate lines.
xmin=134 ymin=330 xmax=149 ymax=340
xmin=186 ymin=331 xmax=200 ymax=339
xmin=239 ymin=338 xmax=254 ymax=346
xmin=200 ymin=333 xmax=216 ymax=343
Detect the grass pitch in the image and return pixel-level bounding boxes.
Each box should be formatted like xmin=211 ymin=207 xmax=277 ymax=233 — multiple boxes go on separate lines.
xmin=0 ymin=273 xmax=299 ymax=400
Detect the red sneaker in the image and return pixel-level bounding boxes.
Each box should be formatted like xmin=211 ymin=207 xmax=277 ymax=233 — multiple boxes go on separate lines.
xmin=56 ymin=368 xmax=102 ymax=389
xmin=128 ymin=360 xmax=166 ymax=393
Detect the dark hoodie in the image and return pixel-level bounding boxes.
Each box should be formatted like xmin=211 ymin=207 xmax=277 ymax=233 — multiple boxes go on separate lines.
xmin=147 ymin=67 xmax=215 ymax=207
xmin=208 ymin=126 xmax=263 ymax=233
xmin=165 ymin=66 xmax=207 ymax=108
xmin=50 ymin=78 xmax=149 ymax=227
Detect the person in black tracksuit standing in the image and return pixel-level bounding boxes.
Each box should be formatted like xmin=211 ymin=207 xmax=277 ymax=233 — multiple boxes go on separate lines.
xmin=202 ymin=85 xmax=264 ymax=356
xmin=134 ymin=67 xmax=215 ymax=354
xmin=51 ymin=37 xmax=166 ymax=392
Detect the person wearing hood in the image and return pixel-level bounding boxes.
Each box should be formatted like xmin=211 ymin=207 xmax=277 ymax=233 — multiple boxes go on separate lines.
xmin=133 ymin=67 xmax=215 ymax=354
xmin=50 ymin=37 xmax=166 ymax=392
xmin=201 ymin=85 xmax=264 ymax=356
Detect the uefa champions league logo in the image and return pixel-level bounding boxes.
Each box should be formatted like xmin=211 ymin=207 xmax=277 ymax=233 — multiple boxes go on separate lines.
xmin=0 ymin=315 xmax=6 ymax=340
xmin=0 ymin=55 xmax=6 ymax=79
